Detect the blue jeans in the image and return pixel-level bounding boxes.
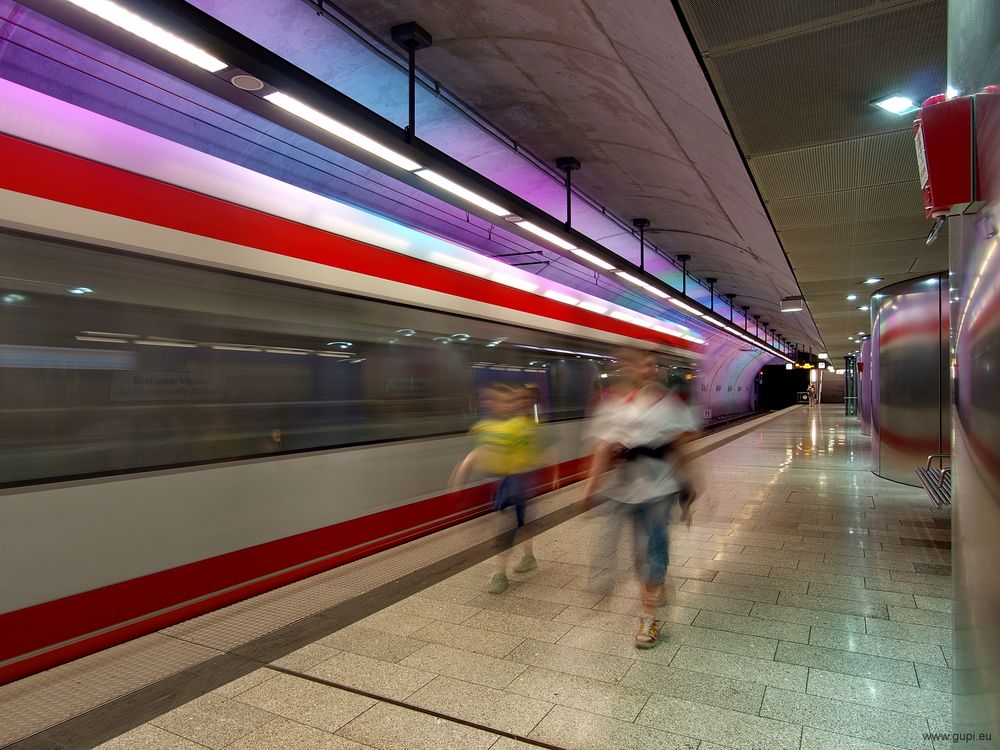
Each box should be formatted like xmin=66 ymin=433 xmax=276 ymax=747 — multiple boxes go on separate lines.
xmin=598 ymin=495 xmax=674 ymax=585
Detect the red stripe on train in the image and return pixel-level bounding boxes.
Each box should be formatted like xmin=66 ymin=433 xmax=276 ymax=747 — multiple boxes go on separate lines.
xmin=0 ymin=457 xmax=591 ymax=685
xmin=0 ymin=133 xmax=697 ymax=353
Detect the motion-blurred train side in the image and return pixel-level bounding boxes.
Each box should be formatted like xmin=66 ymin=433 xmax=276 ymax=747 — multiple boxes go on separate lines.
xmin=0 ymin=82 xmax=700 ymax=683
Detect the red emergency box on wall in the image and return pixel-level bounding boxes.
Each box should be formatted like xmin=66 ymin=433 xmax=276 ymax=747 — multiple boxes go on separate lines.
xmin=914 ymin=95 xmax=973 ymax=218
xmin=915 ymin=90 xmax=998 ymax=217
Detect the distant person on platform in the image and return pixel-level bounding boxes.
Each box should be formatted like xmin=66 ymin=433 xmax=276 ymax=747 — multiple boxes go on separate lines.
xmin=807 ymin=382 xmax=817 ymax=407
xmin=581 ymin=349 xmax=699 ymax=649
xmin=450 ymin=383 xmax=539 ymax=593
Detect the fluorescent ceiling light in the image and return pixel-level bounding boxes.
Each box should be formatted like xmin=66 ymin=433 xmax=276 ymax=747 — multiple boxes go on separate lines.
xmin=428 ymin=251 xmax=489 ymax=277
xmin=265 ymin=92 xmax=423 ymax=172
xmin=610 ymin=311 xmax=634 ymax=323
xmin=872 ymin=95 xmax=918 ymax=115
xmin=669 ymin=298 xmax=704 ymax=316
xmin=846 ymin=294 xmax=858 ymax=301
xmin=413 ymin=169 xmax=510 ymax=216
xmin=785 ymin=363 xmax=794 ymax=370
xmin=516 ymin=221 xmax=576 ymax=251
xmin=211 ymin=344 xmax=262 ymax=351
xmin=818 ymin=352 xmax=828 ymax=358
xmin=615 ymin=271 xmax=646 ymax=287
xmin=266 ymin=348 xmax=309 ymax=355
xmin=579 ymin=301 xmax=608 ymax=315
xmin=76 ymin=335 xmax=129 ymax=343
xmin=863 ymin=277 xmax=883 ymax=285
xmin=543 ymin=290 xmax=580 ymax=306
xmin=66 ymin=0 xmax=228 ymax=72
xmin=491 ymin=271 xmax=538 ymax=292
xmin=858 ymin=305 xmax=870 ymax=311
xmin=648 ymin=287 xmax=670 ymax=299
xmin=135 ymin=339 xmax=197 ymax=348
xmin=570 ymin=248 xmax=615 ymax=270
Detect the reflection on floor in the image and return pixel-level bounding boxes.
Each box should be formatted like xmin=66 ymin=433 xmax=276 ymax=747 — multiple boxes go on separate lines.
xmin=75 ymin=407 xmax=964 ymax=749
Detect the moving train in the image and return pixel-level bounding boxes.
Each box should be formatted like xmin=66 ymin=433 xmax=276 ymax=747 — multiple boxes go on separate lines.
xmin=0 ymin=79 xmax=701 ymax=683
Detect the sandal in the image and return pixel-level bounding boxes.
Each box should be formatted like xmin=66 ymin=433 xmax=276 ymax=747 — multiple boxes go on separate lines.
xmin=635 ymin=617 xmax=661 ymax=649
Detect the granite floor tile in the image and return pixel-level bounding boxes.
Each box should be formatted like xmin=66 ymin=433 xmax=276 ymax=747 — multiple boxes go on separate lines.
xmin=407 ymin=676 xmax=553 ymax=736
xmin=636 ymin=692 xmax=801 ymax=750
xmin=777 ymin=592 xmax=890 ymax=619
xmin=691 ymin=610 xmax=811 ymax=643
xmin=775 ymin=641 xmax=919 ymax=685
xmin=462 ymin=609 xmax=573 ymax=644
xmin=507 ymin=638 xmax=635 ymax=683
xmin=865 ymin=578 xmax=952 ymax=600
xmin=383 ymin=596 xmax=481 ymax=624
xmin=465 ymin=592 xmax=568 ymax=621
xmin=800 ymin=726 xmax=914 ymax=750
xmin=304 ymin=651 xmax=435 ymax=701
xmin=807 ymin=583 xmax=918 ymax=608
xmin=529 ymin=704 xmax=697 ymax=750
xmin=887 ymin=606 xmax=951 ymax=629
xmin=507 ymin=666 xmax=650 ymax=722
xmin=508 ymin=583 xmax=605 ymax=608
xmin=760 ymin=685 xmax=931 ymax=749
xmin=590 ymin=595 xmax=702 ymax=623
xmin=750 ymin=601 xmax=867 ymax=632
xmin=807 ymin=669 xmax=951 ymax=719
xmin=235 ymin=675 xmax=374 ymax=735
xmin=667 ymin=590 xmax=755 ymax=615
xmin=212 ymin=669 xmax=279 ymax=699
xmin=400 ymin=644 xmax=526 ymax=689
xmin=890 ymin=570 xmax=956 ymax=587
xmin=711 ymin=571 xmax=810 ymax=594
xmin=356 ymin=610 xmax=434 ymax=637
xmin=670 ymin=645 xmax=807 ymax=691
xmin=415 ymin=582 xmax=486 ymax=604
xmin=915 ymin=662 xmax=952 ymax=693
xmin=864 ymin=619 xmax=951 ymax=648
xmin=555 ymin=605 xmax=687 ymax=636
xmin=809 ymin=626 xmax=948 ymax=666
xmin=682 ymin=556 xmax=773 ymax=577
xmin=556 ymin=624 xmax=681 ymax=665
xmin=94 ymin=724 xmax=210 ymax=749
xmin=336 ymin=701 xmax=498 ymax=750
xmin=150 ymin=693 xmax=276 ymax=749
xmin=409 ymin=619 xmax=525 ymax=658
xmin=680 ymin=579 xmax=780 ymax=603
xmin=796 ymin=560 xmax=895 ymax=579
xmin=914 ymin=596 xmax=952 ymax=613
xmin=317 ymin=626 xmax=426 ymax=664
xmin=227 ymin=718 xmax=372 ymax=750
xmin=911 ymin=563 xmax=951 ymax=576
xmin=768 ymin=566 xmax=868 ymax=588
xmin=621 ymin=660 xmax=765 ymax=715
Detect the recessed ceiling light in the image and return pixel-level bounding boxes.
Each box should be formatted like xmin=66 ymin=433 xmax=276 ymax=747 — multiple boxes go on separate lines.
xmin=68 ymin=286 xmax=93 ymax=294
xmin=858 ymin=305 xmax=870 ymax=311
xmin=872 ymin=95 xmax=918 ymax=115
xmin=846 ymin=294 xmax=858 ymax=301
xmin=863 ymin=277 xmax=883 ymax=285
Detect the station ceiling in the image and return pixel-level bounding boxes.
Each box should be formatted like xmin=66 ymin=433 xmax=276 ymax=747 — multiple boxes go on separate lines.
xmin=328 ymin=0 xmax=948 ymax=359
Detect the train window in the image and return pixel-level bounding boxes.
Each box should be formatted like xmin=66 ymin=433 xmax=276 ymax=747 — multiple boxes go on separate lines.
xmin=0 ymin=231 xmax=687 ymax=486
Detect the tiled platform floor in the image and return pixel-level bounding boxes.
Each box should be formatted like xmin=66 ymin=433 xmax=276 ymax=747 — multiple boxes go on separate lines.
xmin=23 ymin=406 xmax=958 ymax=749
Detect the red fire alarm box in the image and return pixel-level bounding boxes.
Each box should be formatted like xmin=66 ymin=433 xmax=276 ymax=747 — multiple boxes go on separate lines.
xmin=914 ymin=95 xmax=973 ymax=218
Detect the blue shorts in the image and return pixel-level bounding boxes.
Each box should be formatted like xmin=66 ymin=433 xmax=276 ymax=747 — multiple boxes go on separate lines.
xmin=493 ymin=474 xmax=527 ymax=528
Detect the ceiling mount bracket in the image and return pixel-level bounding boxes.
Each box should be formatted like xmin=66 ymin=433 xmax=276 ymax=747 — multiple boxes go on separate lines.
xmin=556 ymin=157 xmax=581 ymax=229
xmin=390 ymin=21 xmax=432 ymax=140
xmin=632 ymin=218 xmax=650 ymax=270
xmin=677 ymin=254 xmax=691 ymax=295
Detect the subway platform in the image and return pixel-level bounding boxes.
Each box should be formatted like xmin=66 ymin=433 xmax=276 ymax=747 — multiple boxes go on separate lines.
xmin=0 ymin=405 xmax=952 ymax=750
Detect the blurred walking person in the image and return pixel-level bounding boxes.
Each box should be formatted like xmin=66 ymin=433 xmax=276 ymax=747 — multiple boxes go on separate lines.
xmin=451 ymin=383 xmax=539 ymax=593
xmin=581 ymin=349 xmax=699 ymax=648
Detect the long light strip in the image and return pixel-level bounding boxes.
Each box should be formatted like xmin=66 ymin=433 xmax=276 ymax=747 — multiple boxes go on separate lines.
xmin=543 ymin=290 xmax=580 ymax=306
xmin=570 ymin=248 xmax=616 ymax=271
xmin=264 ymin=92 xmax=423 ymax=172
xmin=66 ymin=0 xmax=228 ymax=72
xmin=669 ymin=298 xmax=705 ymax=316
xmin=413 ymin=169 xmax=510 ymax=216
xmin=579 ymin=301 xmax=609 ymax=315
xmin=491 ymin=271 xmax=539 ymax=292
xmin=517 ymin=221 xmax=577 ymax=251
xmin=428 ymin=251 xmax=490 ymax=277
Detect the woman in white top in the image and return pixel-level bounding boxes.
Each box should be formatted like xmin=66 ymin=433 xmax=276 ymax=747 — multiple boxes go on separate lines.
xmin=581 ymin=349 xmax=698 ymax=648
